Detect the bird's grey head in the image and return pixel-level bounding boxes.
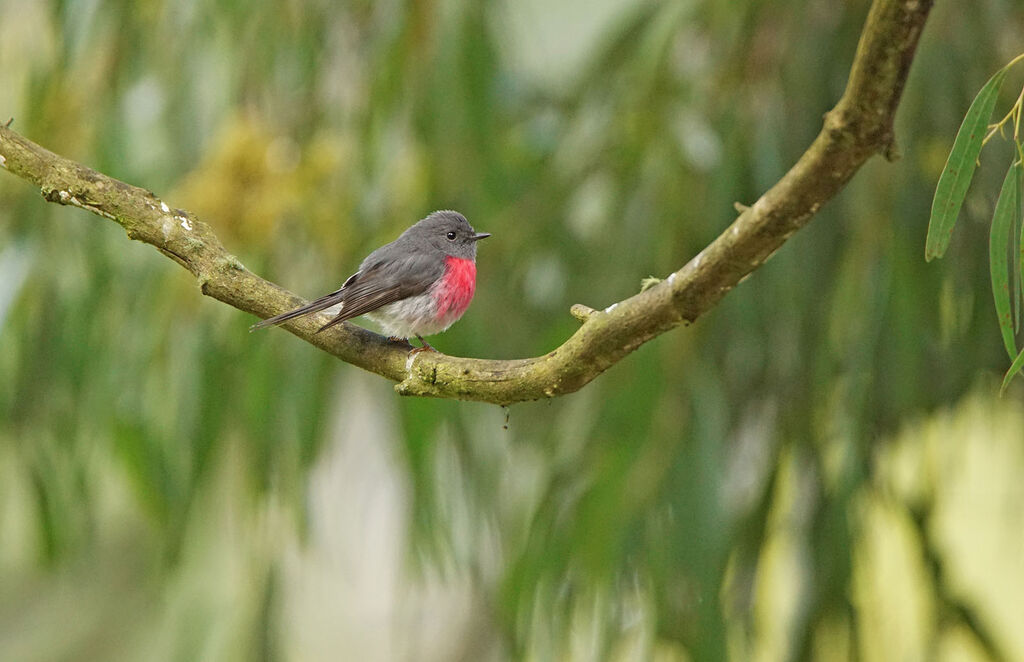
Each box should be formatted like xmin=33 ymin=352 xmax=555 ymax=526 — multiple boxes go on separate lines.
xmin=404 ymin=210 xmax=490 ymax=260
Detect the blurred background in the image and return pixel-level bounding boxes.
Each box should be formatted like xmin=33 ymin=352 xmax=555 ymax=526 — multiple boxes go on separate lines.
xmin=1 ymin=0 xmax=1023 ymax=660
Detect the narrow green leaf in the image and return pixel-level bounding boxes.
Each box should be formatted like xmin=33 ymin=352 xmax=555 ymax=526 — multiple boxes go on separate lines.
xmin=989 ymin=162 xmax=1021 ymax=360
xmin=1019 ymin=160 xmax=1024 ymax=332
xmin=1015 ymin=211 xmax=1022 ymax=333
xmin=925 ymin=68 xmax=1008 ymax=261
xmin=1001 ymin=344 xmax=1024 ymax=394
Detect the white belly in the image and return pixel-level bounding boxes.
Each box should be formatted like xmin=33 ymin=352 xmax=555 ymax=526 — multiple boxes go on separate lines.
xmin=365 ymin=292 xmax=459 ymax=338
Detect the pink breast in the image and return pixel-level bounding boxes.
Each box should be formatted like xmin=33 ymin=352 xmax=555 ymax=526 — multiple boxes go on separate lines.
xmin=433 ymin=256 xmax=477 ymax=319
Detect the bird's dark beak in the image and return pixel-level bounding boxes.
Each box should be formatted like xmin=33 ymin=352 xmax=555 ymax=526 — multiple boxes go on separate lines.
xmin=472 ymin=232 xmax=491 ymax=241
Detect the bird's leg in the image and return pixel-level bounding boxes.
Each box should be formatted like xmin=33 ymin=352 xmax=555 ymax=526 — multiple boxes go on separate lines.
xmin=413 ymin=335 xmax=438 ymax=353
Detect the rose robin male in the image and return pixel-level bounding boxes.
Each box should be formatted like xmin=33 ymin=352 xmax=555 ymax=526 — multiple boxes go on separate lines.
xmin=251 ymin=210 xmax=489 ymax=350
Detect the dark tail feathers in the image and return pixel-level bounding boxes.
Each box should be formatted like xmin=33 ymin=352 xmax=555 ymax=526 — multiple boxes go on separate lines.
xmin=249 ymin=290 xmax=345 ymax=332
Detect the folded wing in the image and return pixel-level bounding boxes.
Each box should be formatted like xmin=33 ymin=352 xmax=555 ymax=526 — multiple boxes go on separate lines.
xmin=249 ymin=252 xmax=441 ymax=333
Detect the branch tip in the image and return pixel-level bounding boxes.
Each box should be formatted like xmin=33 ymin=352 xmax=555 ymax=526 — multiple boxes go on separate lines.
xmin=883 ymin=137 xmax=901 ymax=162
xmin=570 ymin=304 xmax=597 ymax=322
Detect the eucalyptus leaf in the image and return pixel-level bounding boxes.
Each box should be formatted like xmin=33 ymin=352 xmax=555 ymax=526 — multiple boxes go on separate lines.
xmin=1001 ymin=344 xmax=1024 ymax=394
xmin=1019 ymin=161 xmax=1024 ymax=331
xmin=989 ymin=162 xmax=1021 ymax=360
xmin=925 ymin=67 xmax=1008 ymax=261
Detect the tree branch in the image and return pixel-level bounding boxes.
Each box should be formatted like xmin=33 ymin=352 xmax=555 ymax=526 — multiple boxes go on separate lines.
xmin=0 ymin=0 xmax=933 ymax=405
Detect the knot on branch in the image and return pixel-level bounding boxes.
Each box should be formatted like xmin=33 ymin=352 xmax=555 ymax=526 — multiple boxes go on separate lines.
xmin=395 ymin=355 xmax=442 ymax=396
xmin=570 ymin=304 xmax=596 ymax=323
xmin=42 ymin=186 xmax=80 ymax=205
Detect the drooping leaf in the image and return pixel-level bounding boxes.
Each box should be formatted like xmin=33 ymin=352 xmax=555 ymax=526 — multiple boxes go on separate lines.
xmin=1001 ymin=345 xmax=1024 ymax=394
xmin=925 ymin=67 xmax=1008 ymax=261
xmin=1019 ymin=159 xmax=1024 ymax=331
xmin=989 ymin=162 xmax=1021 ymax=360
xmin=1015 ymin=212 xmax=1021 ymax=332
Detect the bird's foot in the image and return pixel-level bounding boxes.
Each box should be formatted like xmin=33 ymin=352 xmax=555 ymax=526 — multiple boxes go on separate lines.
xmin=386 ymin=335 xmax=438 ymax=354
xmin=413 ymin=335 xmax=439 ymax=353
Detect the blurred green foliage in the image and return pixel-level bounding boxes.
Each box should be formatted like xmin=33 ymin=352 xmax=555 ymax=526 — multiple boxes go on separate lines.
xmin=2 ymin=0 xmax=1024 ymax=660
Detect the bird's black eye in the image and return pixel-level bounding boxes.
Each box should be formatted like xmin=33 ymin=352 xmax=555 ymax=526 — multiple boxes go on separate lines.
xmin=446 ymin=231 xmax=457 ymax=241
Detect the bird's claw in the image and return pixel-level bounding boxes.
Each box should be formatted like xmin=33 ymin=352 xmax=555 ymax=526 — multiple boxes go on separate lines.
xmin=385 ymin=336 xmax=437 ymax=354
xmin=414 ymin=335 xmax=438 ymax=353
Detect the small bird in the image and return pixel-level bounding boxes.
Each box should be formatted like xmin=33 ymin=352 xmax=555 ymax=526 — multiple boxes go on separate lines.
xmin=251 ymin=210 xmax=489 ymax=350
